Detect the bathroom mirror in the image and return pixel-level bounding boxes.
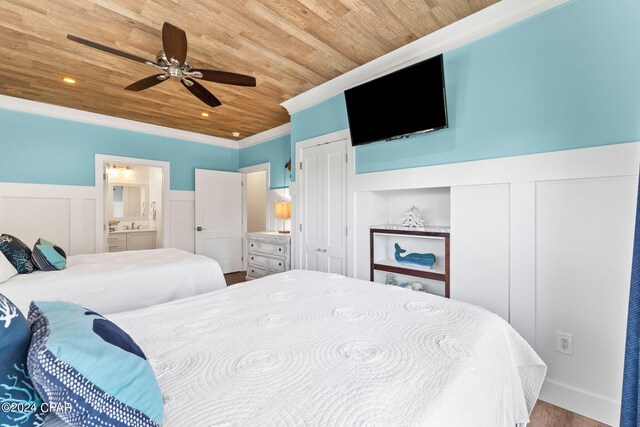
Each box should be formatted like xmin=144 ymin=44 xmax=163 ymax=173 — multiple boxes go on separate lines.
xmin=110 ymin=184 xmax=148 ymax=219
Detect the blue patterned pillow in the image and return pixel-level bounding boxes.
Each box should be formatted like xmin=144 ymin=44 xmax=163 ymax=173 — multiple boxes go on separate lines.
xmin=27 ymin=302 xmax=163 ymax=427
xmin=0 ymin=294 xmax=43 ymax=427
xmin=31 ymin=239 xmax=67 ymax=271
xmin=0 ymin=234 xmax=34 ymax=274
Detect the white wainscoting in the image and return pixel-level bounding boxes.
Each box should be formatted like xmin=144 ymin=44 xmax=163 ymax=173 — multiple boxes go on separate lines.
xmin=169 ymin=190 xmax=195 ymax=254
xmin=0 ymin=183 xmax=96 ymax=255
xmin=348 ymin=141 xmax=640 ymax=425
xmin=535 ymin=176 xmax=636 ymax=424
xmin=450 ymin=183 xmax=511 ymax=321
xmin=0 ymin=183 xmax=195 ymax=255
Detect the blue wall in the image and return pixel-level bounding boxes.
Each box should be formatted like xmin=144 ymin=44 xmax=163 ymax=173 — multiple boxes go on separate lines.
xmin=290 ymin=0 xmax=640 ymax=176
xmin=0 ymin=109 xmax=239 ymax=191
xmin=239 ymin=134 xmax=292 ymax=189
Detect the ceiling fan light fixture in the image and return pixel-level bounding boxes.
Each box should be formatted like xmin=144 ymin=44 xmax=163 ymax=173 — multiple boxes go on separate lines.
xmin=201 ymin=112 xmax=209 ymax=118
xmin=231 ymin=132 xmax=240 ymax=138
xmin=62 ymin=77 xmax=77 ymax=85
xmin=67 ymin=22 xmax=256 ymax=109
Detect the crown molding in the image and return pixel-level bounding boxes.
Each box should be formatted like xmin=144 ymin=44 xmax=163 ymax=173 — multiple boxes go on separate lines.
xmin=238 ymin=122 xmax=291 ymax=149
xmin=0 ymin=94 xmax=239 ymax=149
xmin=281 ymin=0 xmax=568 ymax=114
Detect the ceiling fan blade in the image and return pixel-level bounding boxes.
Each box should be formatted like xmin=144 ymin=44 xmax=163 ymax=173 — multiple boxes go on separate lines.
xmin=182 ymin=78 xmax=222 ymax=108
xmin=162 ymin=22 xmax=188 ymax=65
xmin=125 ymin=74 xmax=167 ymax=91
xmin=190 ymin=69 xmax=257 ymax=87
xmin=67 ymin=34 xmax=152 ymax=65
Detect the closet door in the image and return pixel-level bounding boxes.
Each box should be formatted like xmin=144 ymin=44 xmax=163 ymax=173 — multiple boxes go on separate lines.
xmin=322 ymin=140 xmax=347 ymax=275
xmin=300 ymin=144 xmax=324 ymax=271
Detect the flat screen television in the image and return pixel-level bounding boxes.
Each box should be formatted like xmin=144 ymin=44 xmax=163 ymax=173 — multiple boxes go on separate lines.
xmin=344 ymin=54 xmax=448 ymax=146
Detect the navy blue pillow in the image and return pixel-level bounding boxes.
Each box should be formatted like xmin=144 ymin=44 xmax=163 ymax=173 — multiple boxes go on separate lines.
xmin=0 ymin=294 xmax=43 ymax=426
xmin=27 ymin=302 xmax=163 ymax=427
xmin=0 ymin=235 xmax=34 ymax=274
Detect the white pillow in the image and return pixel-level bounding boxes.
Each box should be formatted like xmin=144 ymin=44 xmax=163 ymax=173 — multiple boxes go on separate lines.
xmin=0 ymin=253 xmax=18 ymax=284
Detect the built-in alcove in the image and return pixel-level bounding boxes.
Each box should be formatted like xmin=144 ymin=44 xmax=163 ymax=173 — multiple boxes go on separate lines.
xmin=354 ymin=186 xmax=450 ymax=296
xmin=367 ymin=187 xmax=450 ymax=226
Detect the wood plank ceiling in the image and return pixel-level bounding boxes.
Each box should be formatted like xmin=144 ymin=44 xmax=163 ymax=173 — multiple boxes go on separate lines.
xmin=0 ymin=0 xmax=497 ymax=140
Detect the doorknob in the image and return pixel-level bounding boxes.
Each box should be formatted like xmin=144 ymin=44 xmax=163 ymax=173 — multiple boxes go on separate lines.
xmin=196 ymin=226 xmax=206 ymax=231
xmin=322 ymin=249 xmax=327 ymax=253
xmin=316 ymin=248 xmax=321 ymax=252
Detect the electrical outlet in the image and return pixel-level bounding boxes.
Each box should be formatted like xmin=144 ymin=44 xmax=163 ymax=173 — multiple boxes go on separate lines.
xmin=556 ymin=332 xmax=574 ymax=355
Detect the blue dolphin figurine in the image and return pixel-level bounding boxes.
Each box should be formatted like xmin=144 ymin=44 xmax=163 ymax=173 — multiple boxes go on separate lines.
xmin=394 ymin=243 xmax=436 ymax=268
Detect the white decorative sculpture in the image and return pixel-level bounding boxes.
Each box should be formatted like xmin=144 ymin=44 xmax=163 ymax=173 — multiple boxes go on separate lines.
xmin=400 ymin=205 xmax=425 ymax=228
xmin=410 ymin=282 xmax=425 ymax=292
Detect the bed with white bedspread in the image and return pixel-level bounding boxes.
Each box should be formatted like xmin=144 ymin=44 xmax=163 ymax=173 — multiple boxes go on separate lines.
xmin=49 ymin=269 xmax=545 ymax=426
xmin=1 ymin=248 xmax=225 ymax=315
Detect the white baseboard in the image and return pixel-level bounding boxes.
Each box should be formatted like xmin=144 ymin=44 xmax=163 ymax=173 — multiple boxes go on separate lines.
xmin=539 ymin=379 xmax=620 ymax=426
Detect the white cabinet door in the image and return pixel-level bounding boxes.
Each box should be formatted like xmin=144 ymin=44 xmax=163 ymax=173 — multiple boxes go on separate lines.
xmin=299 ymin=140 xmax=347 ymax=274
xmin=450 ymin=184 xmax=510 ymax=320
xmin=195 ymin=169 xmax=244 ymax=273
xmin=126 ymin=232 xmax=156 ymax=251
xmin=300 ymin=144 xmax=324 ymax=272
xmin=322 ymin=140 xmax=347 ymax=275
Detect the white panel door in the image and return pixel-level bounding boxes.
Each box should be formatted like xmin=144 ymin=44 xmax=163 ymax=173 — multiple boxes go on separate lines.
xmin=450 ymin=184 xmax=510 ymax=320
xmin=300 ymin=144 xmax=324 ymax=271
xmin=322 ymin=140 xmax=347 ymax=275
xmin=195 ymin=169 xmax=243 ymax=273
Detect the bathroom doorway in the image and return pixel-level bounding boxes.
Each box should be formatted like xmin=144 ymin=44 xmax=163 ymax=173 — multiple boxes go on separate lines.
xmin=95 ymin=155 xmax=169 ymax=253
xmin=239 ymin=163 xmax=270 ymax=270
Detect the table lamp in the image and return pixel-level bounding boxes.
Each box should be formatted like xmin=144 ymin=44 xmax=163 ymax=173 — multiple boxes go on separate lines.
xmin=274 ymin=201 xmax=291 ymax=234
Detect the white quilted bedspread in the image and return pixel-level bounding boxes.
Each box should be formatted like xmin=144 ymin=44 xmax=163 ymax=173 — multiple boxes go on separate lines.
xmin=46 ymin=270 xmax=546 ymax=427
xmin=2 ymin=248 xmax=225 ymax=315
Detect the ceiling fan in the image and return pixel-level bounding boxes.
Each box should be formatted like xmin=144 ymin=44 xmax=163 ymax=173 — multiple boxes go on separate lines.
xmin=67 ymin=22 xmax=256 ymax=108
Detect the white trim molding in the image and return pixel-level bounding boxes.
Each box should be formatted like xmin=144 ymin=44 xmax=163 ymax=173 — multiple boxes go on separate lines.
xmin=280 ymin=0 xmax=568 ymax=114
xmin=238 ymin=123 xmax=291 ymax=149
xmin=0 ymin=94 xmax=237 ymax=149
xmin=294 ymin=129 xmax=355 ymax=274
xmin=95 ymin=154 xmax=171 ymax=254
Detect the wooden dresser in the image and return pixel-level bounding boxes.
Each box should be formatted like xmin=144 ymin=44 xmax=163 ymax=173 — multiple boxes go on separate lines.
xmin=246 ymin=232 xmax=291 ymax=280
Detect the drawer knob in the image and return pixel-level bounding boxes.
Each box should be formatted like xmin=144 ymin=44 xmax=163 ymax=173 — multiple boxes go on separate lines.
xmin=279 ymin=262 xmax=281 ymax=266
xmin=279 ymin=248 xmax=282 ymax=252
xmin=251 ymin=244 xmax=254 ymax=247
xmin=251 ymin=257 xmax=254 ymax=260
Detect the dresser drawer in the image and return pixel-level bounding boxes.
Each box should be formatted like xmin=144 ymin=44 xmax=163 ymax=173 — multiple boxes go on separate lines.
xmin=248 ymin=254 xmax=285 ymax=272
xmin=247 ymin=240 xmax=287 ymax=257
xmin=247 ymin=265 xmax=277 ymax=279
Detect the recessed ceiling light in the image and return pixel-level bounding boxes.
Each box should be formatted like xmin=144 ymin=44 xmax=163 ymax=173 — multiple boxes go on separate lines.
xmin=62 ymin=77 xmax=77 ymax=85
xmin=231 ymin=132 xmax=240 ymax=137
xmin=200 ymin=112 xmax=209 ymax=118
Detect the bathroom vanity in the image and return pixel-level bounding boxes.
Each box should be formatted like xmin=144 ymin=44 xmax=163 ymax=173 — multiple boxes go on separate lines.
xmin=108 ymin=229 xmax=157 ymax=252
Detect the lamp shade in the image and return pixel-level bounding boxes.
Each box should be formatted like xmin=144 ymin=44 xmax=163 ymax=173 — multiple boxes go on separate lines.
xmin=274 ymin=201 xmax=291 ymax=219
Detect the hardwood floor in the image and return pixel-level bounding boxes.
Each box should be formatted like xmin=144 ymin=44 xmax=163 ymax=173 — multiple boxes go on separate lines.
xmin=221 ymin=272 xmax=607 ymax=427
xmin=224 ymin=271 xmax=247 ymax=286
xmin=530 ymin=401 xmax=608 ymax=427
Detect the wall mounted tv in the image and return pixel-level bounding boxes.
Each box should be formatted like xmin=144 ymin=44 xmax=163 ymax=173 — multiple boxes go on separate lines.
xmin=345 ymin=54 xmax=448 ymax=146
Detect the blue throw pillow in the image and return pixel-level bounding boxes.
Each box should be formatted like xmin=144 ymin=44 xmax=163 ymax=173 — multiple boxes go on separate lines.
xmin=31 ymin=239 xmax=67 ymax=271
xmin=27 ymin=302 xmax=163 ymax=427
xmin=0 ymin=294 xmax=43 ymax=426
xmin=0 ymin=234 xmax=34 ymax=274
